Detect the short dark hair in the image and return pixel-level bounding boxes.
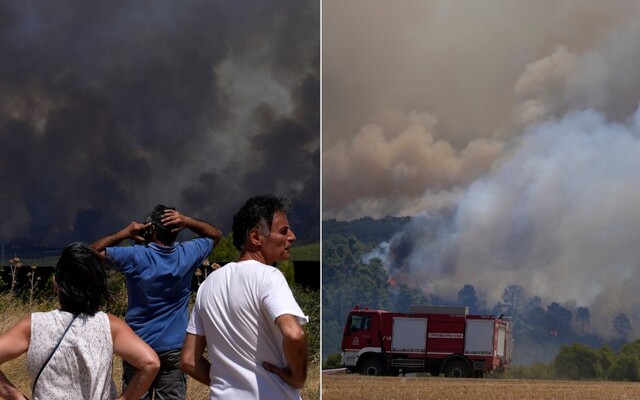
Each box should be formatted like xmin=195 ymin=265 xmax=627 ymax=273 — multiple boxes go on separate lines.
xmin=232 ymin=195 xmax=290 ymax=251
xmin=145 ymin=204 xmax=178 ymax=245
xmin=55 ymin=242 xmax=111 ymax=316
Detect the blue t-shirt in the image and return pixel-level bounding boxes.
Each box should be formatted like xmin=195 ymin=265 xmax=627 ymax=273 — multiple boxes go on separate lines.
xmin=106 ymin=238 xmax=214 ymax=352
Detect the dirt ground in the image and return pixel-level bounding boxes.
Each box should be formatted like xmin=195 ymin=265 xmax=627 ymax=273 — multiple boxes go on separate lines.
xmin=322 ymin=374 xmax=640 ymax=400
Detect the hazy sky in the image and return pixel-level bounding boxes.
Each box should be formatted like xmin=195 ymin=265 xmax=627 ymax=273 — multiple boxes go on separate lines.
xmin=323 ymin=0 xmax=640 ymax=338
xmin=0 ymin=0 xmax=319 ymax=248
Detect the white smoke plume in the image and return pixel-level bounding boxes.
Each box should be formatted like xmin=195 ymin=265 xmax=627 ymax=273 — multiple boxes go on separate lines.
xmin=323 ymin=0 xmax=640 ymax=338
xmin=323 ymin=0 xmax=640 ymax=218
xmin=324 ymin=111 xmax=503 ymax=220
xmin=383 ymin=107 xmax=640 ymax=338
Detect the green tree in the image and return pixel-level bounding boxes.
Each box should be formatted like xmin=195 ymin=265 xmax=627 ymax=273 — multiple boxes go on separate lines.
xmin=323 ymin=216 xmax=411 ymax=245
xmin=291 ymin=284 xmax=320 ymax=361
xmin=507 ymin=362 xmax=552 ymax=380
xmin=553 ymin=343 xmax=602 ymax=380
xmin=527 ymin=362 xmax=552 ymax=380
xmin=322 ymin=235 xmax=394 ymax=359
xmin=613 ymin=313 xmax=632 ymax=340
xmin=599 ymin=345 xmax=615 ymax=378
xmin=502 ymin=284 xmax=525 ymax=317
xmin=321 ymin=319 xmax=345 ymax=362
xmin=618 ymin=339 xmax=640 ymax=358
xmin=209 ymin=233 xmax=240 ymax=262
xmin=277 ymin=259 xmax=295 ymax=285
xmin=576 ymin=307 xmax=590 ymax=336
xmin=609 ymin=354 xmax=640 ymax=381
xmin=545 ymin=302 xmax=573 ymax=336
xmin=523 ymin=296 xmax=544 ymax=324
xmin=395 ymin=284 xmax=414 ymax=312
xmin=323 ymin=353 xmax=343 ymax=369
xmin=457 ymin=284 xmax=478 ymax=312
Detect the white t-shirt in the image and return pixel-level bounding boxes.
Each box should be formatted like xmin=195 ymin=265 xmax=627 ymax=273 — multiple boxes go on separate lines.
xmin=187 ymin=260 xmax=308 ymax=400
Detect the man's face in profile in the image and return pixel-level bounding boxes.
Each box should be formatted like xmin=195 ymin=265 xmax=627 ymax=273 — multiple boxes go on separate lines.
xmin=261 ymin=211 xmax=296 ymax=265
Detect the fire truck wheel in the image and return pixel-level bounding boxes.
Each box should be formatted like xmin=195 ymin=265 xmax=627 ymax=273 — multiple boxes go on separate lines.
xmin=358 ymin=358 xmax=386 ymax=376
xmin=444 ymin=360 xmax=470 ymax=378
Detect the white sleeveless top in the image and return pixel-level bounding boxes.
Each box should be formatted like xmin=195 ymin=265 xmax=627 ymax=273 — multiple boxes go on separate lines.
xmin=27 ymin=310 xmax=118 ymax=400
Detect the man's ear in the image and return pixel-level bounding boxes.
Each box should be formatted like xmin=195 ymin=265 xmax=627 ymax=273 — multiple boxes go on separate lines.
xmin=247 ymin=227 xmax=263 ymax=247
xmin=149 ymin=224 xmax=157 ymax=240
xmin=53 ymin=275 xmax=59 ymax=294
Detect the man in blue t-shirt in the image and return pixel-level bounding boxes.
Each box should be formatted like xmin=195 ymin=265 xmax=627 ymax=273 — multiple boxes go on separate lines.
xmin=91 ymin=204 xmax=222 ymax=399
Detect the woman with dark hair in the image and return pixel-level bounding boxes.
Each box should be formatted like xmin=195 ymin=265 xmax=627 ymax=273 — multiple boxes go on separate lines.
xmin=0 ymin=242 xmax=160 ymax=399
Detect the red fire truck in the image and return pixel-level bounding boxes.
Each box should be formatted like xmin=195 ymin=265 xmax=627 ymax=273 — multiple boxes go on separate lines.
xmin=341 ymin=305 xmax=512 ymax=377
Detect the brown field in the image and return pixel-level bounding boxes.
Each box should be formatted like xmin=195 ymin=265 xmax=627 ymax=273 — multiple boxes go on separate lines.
xmin=0 ymin=295 xmax=320 ymax=400
xmin=322 ymin=374 xmax=640 ymax=400
xmin=2 ymin=353 xmax=319 ymax=399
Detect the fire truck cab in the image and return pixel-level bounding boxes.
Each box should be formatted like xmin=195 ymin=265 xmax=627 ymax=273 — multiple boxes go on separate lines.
xmin=341 ymin=305 xmax=512 ymax=377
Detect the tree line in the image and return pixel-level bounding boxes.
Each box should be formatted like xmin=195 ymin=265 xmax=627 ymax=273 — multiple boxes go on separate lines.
xmin=322 ymin=230 xmax=634 ymax=371
xmin=1 ymin=233 xmax=320 ymax=363
xmin=508 ymin=341 xmax=640 ymax=381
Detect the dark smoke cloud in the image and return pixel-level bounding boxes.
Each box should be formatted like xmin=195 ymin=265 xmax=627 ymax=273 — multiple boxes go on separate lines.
xmin=0 ymin=1 xmax=319 ymax=248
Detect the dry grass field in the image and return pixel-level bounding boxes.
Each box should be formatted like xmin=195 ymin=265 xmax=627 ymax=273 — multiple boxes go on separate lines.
xmin=134 ymin=356 xmax=318 ymax=399
xmin=0 ymin=295 xmax=320 ymax=399
xmin=322 ymin=374 xmax=640 ymax=400
xmin=1 ymin=353 xmax=319 ymax=399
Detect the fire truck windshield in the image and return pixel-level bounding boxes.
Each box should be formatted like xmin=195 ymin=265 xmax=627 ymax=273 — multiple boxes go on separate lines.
xmin=348 ymin=314 xmax=371 ymax=333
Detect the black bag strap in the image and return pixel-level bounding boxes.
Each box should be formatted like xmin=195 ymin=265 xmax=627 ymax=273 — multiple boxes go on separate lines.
xmin=31 ymin=313 xmax=77 ymax=394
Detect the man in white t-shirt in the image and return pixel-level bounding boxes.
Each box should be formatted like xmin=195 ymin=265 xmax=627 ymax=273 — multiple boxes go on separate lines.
xmin=180 ymin=195 xmax=309 ymax=399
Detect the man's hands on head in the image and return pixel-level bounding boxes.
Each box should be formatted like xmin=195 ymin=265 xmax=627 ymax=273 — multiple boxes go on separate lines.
xmin=91 ymin=220 xmax=151 ymax=255
xmin=161 ymin=210 xmax=188 ymax=234
xmin=161 ymin=210 xmax=222 ymax=244
xmin=126 ymin=221 xmax=151 ymax=243
xmin=91 ymin=209 xmax=222 ymax=254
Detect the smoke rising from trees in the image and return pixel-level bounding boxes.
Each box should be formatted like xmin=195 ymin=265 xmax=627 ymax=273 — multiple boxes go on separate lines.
xmin=324 ymin=1 xmax=640 ymax=339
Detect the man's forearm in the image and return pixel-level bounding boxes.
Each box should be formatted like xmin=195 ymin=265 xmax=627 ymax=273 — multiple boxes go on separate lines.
xmin=282 ymin=328 xmax=308 ymax=389
xmin=185 ymin=217 xmax=222 ymax=245
xmin=90 ymin=228 xmax=131 ymax=254
xmin=182 ymin=355 xmax=211 ymax=386
xmin=265 ymin=315 xmax=309 ymax=389
xmin=179 ymin=334 xmax=211 ymax=386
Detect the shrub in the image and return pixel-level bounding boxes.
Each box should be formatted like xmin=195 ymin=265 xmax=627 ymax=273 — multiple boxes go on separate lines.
xmin=323 ymin=353 xmax=342 ymax=369
xmin=291 ymin=284 xmax=320 ymax=361
xmin=609 ymin=355 xmax=640 ymax=381
xmin=553 ymin=343 xmax=603 ymax=380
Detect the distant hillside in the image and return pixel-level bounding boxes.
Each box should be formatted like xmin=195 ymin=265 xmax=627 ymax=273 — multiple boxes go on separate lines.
xmin=290 ymin=242 xmax=319 ymax=261
xmin=2 ymin=242 xmax=320 ymax=266
xmin=323 ymin=216 xmax=411 ymax=245
xmin=1 ymin=245 xmax=62 ymax=266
